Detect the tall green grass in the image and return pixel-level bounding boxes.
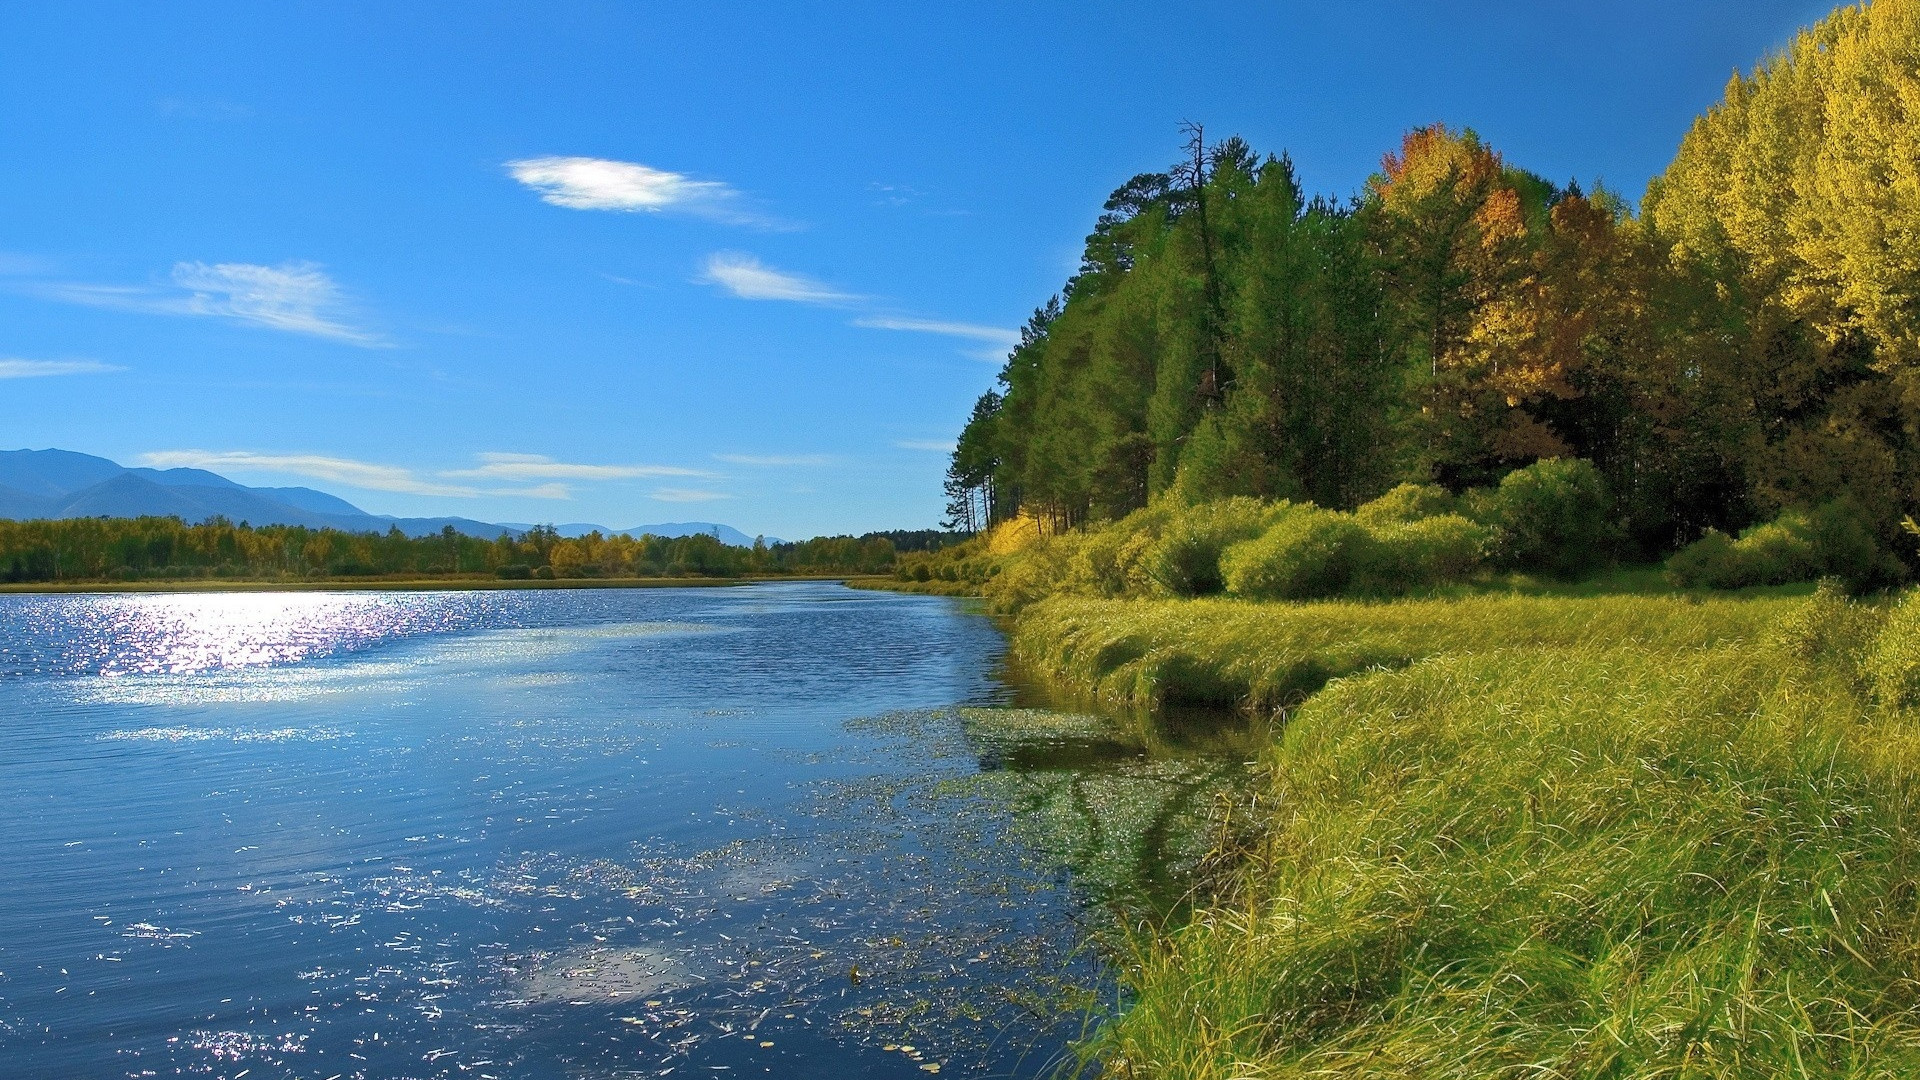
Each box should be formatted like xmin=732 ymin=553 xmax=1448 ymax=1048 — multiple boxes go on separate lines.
xmin=1013 ymin=593 xmax=1801 ymax=714
xmin=1008 ymin=588 xmax=1920 ymax=1077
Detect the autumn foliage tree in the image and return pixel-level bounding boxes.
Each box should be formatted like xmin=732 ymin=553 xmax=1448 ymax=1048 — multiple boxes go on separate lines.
xmin=946 ymin=0 xmax=1920 ymax=571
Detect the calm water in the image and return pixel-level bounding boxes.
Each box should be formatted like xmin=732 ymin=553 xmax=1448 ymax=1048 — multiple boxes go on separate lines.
xmin=0 ymin=583 xmax=1240 ymax=1079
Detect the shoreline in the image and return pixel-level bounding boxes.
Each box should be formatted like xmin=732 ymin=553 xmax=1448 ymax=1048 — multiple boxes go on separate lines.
xmin=0 ymin=574 xmax=884 ymax=595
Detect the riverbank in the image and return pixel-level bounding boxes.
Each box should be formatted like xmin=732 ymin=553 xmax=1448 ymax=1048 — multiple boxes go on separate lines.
xmin=0 ymin=574 xmax=873 ymax=594
xmin=1003 ymin=587 xmax=1920 ymax=1076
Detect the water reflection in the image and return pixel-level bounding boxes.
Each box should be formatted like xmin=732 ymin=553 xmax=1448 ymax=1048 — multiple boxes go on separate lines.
xmin=0 ymin=584 xmax=1250 ymax=1078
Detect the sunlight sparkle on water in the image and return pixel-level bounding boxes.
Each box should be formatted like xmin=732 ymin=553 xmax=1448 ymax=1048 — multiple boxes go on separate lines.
xmin=0 ymin=590 xmax=501 ymax=679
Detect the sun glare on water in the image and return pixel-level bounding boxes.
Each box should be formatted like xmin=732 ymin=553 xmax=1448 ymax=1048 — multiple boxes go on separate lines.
xmin=45 ymin=592 xmax=488 ymax=677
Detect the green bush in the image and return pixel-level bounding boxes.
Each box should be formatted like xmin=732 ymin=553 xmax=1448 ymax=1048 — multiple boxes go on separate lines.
xmin=1144 ymin=498 xmax=1289 ymax=597
xmin=1221 ymin=508 xmax=1371 ymax=600
xmin=1868 ymin=589 xmax=1920 ymax=709
xmin=1667 ymin=501 xmax=1902 ymax=592
xmin=1478 ymin=458 xmax=1617 ymax=576
xmin=1769 ymin=578 xmax=1886 ymax=694
xmin=988 ymin=530 xmax=1086 ymax=613
xmin=1664 ymin=528 xmax=1740 ymax=588
xmin=1667 ymin=520 xmax=1818 ymax=589
xmin=1073 ymin=504 xmax=1173 ymax=598
xmin=1356 ymin=514 xmax=1488 ymax=593
xmin=1803 ymin=499 xmax=1905 ymax=592
xmin=1355 ymin=483 xmax=1457 ymax=526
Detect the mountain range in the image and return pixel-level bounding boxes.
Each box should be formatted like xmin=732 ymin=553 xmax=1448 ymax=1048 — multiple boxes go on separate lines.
xmin=0 ymin=449 xmax=769 ymax=546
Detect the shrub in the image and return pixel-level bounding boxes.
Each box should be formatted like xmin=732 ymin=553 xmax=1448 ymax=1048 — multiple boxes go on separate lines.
xmin=988 ymin=530 xmax=1087 ymax=613
xmin=1665 ymin=529 xmax=1741 ymax=588
xmin=1667 ymin=519 xmax=1819 ymax=589
xmin=1072 ymin=504 xmax=1173 ymax=598
xmin=1355 ymin=483 xmax=1457 ymax=527
xmin=1667 ymin=501 xmax=1902 ymax=592
xmin=1868 ymin=589 xmax=1920 ymax=709
xmin=1221 ymin=508 xmax=1371 ymax=600
xmin=1355 ymin=514 xmax=1488 ymax=593
xmin=1143 ymin=498 xmax=1289 ymax=597
xmin=985 ymin=514 xmax=1043 ymax=556
xmin=1769 ymin=578 xmax=1885 ymax=694
xmin=1803 ymin=499 xmax=1905 ymax=592
xmin=1479 ymin=458 xmax=1617 ymax=576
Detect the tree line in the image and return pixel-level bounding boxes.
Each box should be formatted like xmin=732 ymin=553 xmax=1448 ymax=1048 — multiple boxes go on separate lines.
xmin=0 ymin=516 xmax=957 ymax=583
xmin=947 ymin=0 xmax=1920 ymax=564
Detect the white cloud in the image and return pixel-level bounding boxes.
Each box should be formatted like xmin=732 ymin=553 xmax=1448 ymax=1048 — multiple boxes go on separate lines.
xmin=698 ymin=253 xmax=856 ymax=304
xmin=511 ymin=483 xmax=573 ymax=500
xmin=652 ymin=488 xmax=732 ymax=503
xmin=445 ymin=452 xmax=711 ymax=481
xmin=24 ymin=262 xmax=382 ymax=346
xmin=0 ymin=358 xmax=123 ymax=379
xmin=171 ymin=261 xmax=380 ymax=344
xmin=714 ymin=453 xmax=835 ymax=467
xmin=505 ymin=156 xmax=774 ymax=227
xmin=852 ymin=316 xmax=1020 ymax=350
xmin=138 ymin=450 xmax=565 ymax=499
xmin=895 ymin=439 xmax=955 ymax=453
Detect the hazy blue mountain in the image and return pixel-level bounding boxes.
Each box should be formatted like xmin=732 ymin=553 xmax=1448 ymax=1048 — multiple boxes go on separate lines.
xmin=0 ymin=448 xmax=766 ymax=545
xmin=363 ymin=516 xmax=518 ymax=540
xmin=0 ymin=483 xmax=54 ymax=520
xmin=621 ymin=522 xmax=772 ymax=546
xmin=500 ymin=521 xmax=775 ymax=546
xmin=125 ymin=466 xmax=245 ymax=490
xmin=0 ymin=449 xmax=128 ymax=499
xmin=256 ymin=486 xmax=373 ymax=517
xmin=54 ymin=475 xmax=341 ymax=529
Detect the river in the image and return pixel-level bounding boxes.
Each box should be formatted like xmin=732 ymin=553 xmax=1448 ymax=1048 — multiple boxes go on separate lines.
xmin=0 ymin=582 xmax=1244 ymax=1079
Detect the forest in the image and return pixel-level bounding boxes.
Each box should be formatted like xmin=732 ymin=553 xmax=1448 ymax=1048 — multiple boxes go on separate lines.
xmin=0 ymin=516 xmax=937 ymax=584
xmin=946 ymin=0 xmax=1920 ymax=579
xmin=910 ymin=6 xmax=1920 ymax=1077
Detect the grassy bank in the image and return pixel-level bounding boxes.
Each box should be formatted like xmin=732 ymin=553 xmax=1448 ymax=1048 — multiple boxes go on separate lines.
xmin=1005 ymin=588 xmax=1920 ymax=1077
xmin=1012 ymin=593 xmax=1802 ymax=715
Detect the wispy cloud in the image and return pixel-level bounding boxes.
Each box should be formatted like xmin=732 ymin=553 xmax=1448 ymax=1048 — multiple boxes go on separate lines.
xmin=652 ymin=488 xmax=732 ymax=503
xmin=138 ymin=450 xmax=567 ymax=499
xmin=852 ymin=316 xmax=1020 ymax=349
xmin=714 ymin=452 xmax=835 ymax=467
xmin=143 ymin=450 xmax=482 ymax=497
xmin=23 ymin=261 xmax=383 ymax=346
xmin=895 ymin=439 xmax=955 ymax=453
xmin=445 ymin=452 xmax=711 ymax=481
xmin=172 ymin=262 xmax=381 ymax=344
xmin=506 ymin=156 xmax=776 ymax=226
xmin=0 ymin=357 xmax=123 ymax=379
xmin=698 ymin=253 xmax=857 ymax=304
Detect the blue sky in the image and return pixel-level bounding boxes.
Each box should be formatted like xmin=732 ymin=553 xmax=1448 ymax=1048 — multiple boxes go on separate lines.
xmin=0 ymin=0 xmax=1836 ymax=539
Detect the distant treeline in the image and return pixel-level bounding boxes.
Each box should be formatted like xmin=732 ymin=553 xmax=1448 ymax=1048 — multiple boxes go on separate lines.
xmin=0 ymin=516 xmax=968 ymax=583
xmin=948 ymin=0 xmax=1920 ymax=565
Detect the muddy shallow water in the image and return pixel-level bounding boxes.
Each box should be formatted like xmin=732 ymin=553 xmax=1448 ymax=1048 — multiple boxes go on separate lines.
xmin=0 ymin=582 xmax=1245 ymax=1078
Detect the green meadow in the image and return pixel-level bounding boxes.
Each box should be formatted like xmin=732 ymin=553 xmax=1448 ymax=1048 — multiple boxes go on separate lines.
xmin=1078 ymin=586 xmax=1920 ymax=1078
xmin=964 ymin=579 xmax=1920 ymax=1078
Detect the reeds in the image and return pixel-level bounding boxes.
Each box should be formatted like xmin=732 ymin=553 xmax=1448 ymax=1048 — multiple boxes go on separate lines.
xmin=1023 ymin=590 xmax=1920 ymax=1077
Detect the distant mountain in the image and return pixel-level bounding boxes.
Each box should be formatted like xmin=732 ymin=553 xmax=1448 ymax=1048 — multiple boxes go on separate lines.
xmin=0 ymin=449 xmax=767 ymax=546
xmin=500 ymin=521 xmax=778 ymax=547
xmin=0 ymin=483 xmax=54 ymax=520
xmin=253 ymin=486 xmax=368 ymax=517
xmin=127 ymin=466 xmax=246 ymax=490
xmin=0 ymin=449 xmax=127 ymax=499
